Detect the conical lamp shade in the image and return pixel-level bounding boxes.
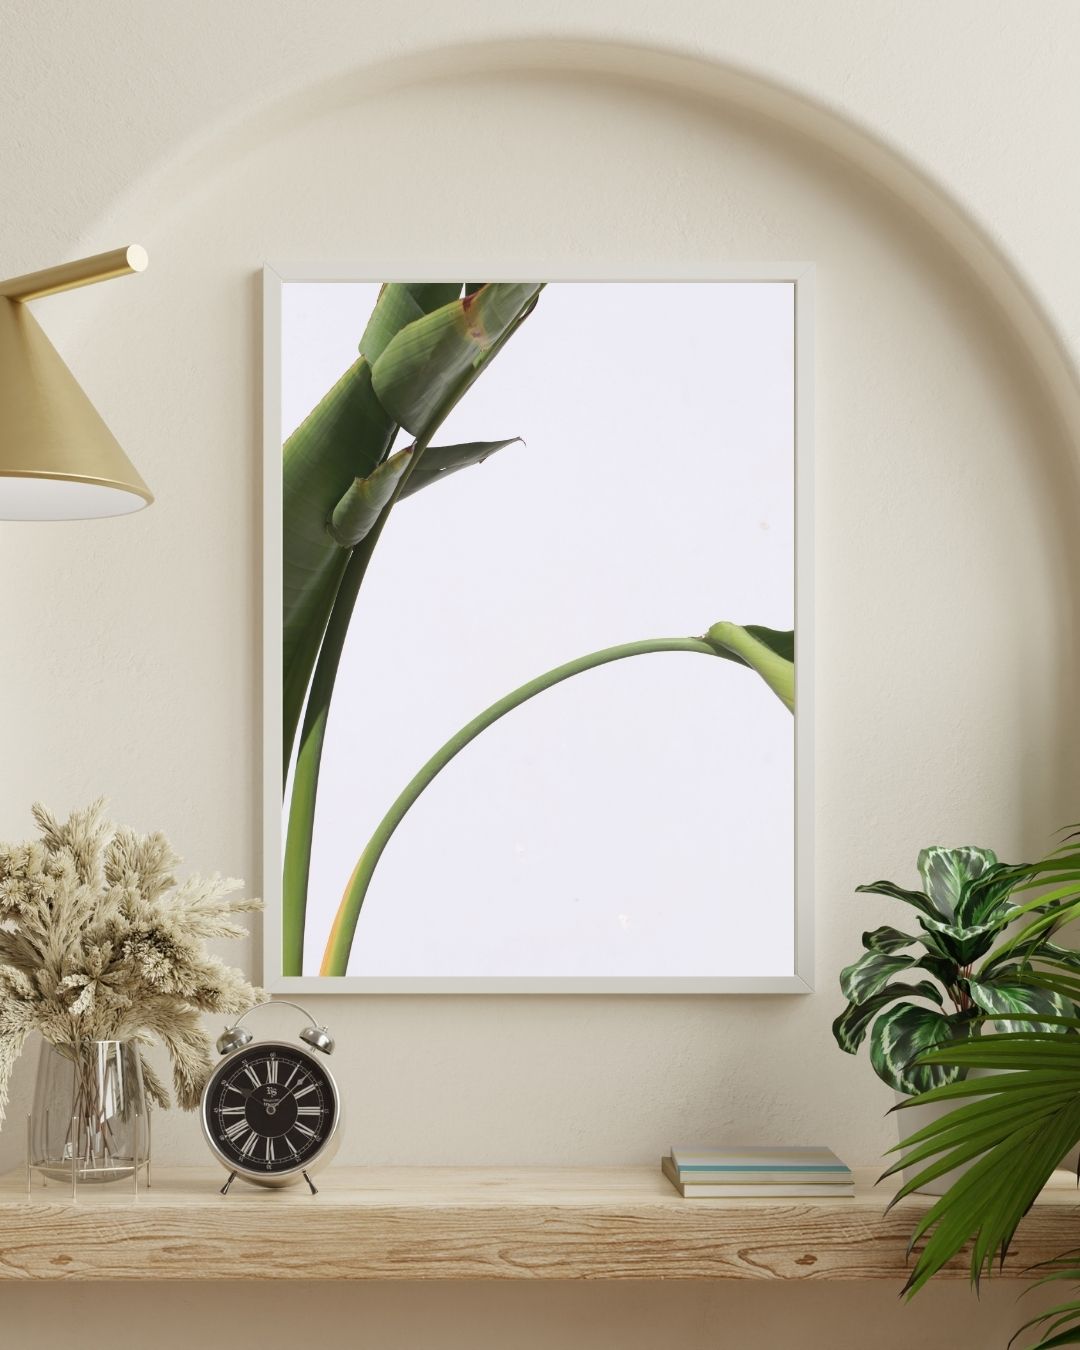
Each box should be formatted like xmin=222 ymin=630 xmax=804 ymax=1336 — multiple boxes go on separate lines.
xmin=0 ymin=296 xmax=152 ymax=519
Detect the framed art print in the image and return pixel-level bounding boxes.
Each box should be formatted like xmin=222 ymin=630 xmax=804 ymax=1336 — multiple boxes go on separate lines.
xmin=264 ymin=269 xmax=814 ymax=991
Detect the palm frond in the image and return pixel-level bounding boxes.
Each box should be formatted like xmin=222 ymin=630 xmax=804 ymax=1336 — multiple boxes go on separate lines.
xmin=1010 ymin=1254 xmax=1080 ymax=1349
xmin=889 ymin=1028 xmax=1080 ymax=1296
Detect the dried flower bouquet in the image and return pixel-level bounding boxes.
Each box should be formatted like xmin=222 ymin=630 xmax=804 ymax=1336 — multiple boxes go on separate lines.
xmin=0 ymin=801 xmax=262 ymax=1120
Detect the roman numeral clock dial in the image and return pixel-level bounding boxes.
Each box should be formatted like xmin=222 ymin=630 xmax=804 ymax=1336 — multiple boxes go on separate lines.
xmin=200 ymin=1032 xmax=341 ymax=1193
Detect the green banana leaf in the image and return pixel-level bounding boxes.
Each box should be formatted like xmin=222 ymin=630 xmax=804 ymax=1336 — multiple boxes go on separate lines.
xmin=281 ymin=358 xmax=389 ymax=779
xmin=329 ymin=438 xmax=525 ymax=541
xmin=358 ymin=283 xmax=463 ymax=364
xmin=702 ymin=623 xmax=794 ymax=710
xmin=328 ymin=448 xmax=414 ymax=548
xmin=282 ymin=284 xmax=544 ymax=974
xmin=281 ymin=282 xmax=461 ymax=781
xmin=371 ymin=284 xmax=543 ymax=438
xmin=399 ymin=438 xmax=522 ymax=498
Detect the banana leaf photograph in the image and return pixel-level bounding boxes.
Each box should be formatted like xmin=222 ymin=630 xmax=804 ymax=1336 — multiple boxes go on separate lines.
xmin=265 ymin=275 xmax=812 ymax=988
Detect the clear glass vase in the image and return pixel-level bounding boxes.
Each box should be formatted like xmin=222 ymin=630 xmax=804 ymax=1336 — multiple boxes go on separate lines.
xmin=30 ymin=1039 xmax=151 ymax=1187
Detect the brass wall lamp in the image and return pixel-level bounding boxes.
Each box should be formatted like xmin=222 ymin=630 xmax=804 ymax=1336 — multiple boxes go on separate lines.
xmin=0 ymin=245 xmax=152 ymax=519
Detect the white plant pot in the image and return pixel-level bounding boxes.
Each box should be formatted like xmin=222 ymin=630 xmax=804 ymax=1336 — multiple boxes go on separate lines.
xmin=894 ymin=1070 xmax=994 ymax=1196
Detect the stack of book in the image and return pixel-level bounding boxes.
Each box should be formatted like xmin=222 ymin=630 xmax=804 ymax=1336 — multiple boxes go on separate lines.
xmin=662 ymin=1145 xmax=854 ymax=1198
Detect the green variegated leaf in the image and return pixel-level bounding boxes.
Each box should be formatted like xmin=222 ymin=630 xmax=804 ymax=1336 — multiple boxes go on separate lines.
xmin=918 ymin=912 xmax=1005 ymax=966
xmin=840 ymin=949 xmax=916 ymax=1002
xmin=917 ymin=927 xmax=962 ymax=963
xmin=869 ymin=1001 xmax=972 ymax=1094
xmin=853 ymin=832 xmax=1080 ymax=1305
xmin=832 ymin=980 xmax=944 ymax=1054
xmin=918 ymin=846 xmax=998 ymax=920
xmin=398 ymin=437 xmax=522 ymax=499
xmin=1041 ymin=942 xmax=1080 ymax=969
xmin=966 ymin=976 xmax=1074 ymax=1034
xmin=1022 ymin=970 xmax=1080 ymax=1009
xmin=955 ymin=861 xmax=1033 ymax=927
xmin=862 ymin=925 xmax=918 ymax=953
xmin=978 ymin=918 xmax=1069 ymax=977
xmin=855 ymin=879 xmax=940 ymax=920
xmin=327 ymin=448 xmax=414 ymax=547
xmin=915 ymin=951 xmax=961 ymax=989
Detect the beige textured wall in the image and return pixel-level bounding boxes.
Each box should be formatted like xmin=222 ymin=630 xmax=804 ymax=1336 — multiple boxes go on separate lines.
xmin=1 ymin=2 xmax=1078 ymax=1345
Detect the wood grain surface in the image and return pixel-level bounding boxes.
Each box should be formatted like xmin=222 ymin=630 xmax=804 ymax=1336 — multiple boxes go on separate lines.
xmin=0 ymin=1166 xmax=1077 ymax=1281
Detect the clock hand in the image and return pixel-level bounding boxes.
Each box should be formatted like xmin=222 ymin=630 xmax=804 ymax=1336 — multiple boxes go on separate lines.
xmin=228 ymin=1081 xmax=263 ymax=1102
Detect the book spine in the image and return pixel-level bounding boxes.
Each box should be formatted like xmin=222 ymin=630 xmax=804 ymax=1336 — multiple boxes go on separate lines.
xmin=676 ymin=1185 xmax=856 ymax=1198
xmin=676 ymin=1172 xmax=851 ymax=1185
xmin=672 ymin=1162 xmax=849 ymax=1172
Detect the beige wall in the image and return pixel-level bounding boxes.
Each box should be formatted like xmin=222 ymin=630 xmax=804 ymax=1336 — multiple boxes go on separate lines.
xmin=0 ymin=1279 xmax=1050 ymax=1350
xmin=1 ymin=2 xmax=1078 ymax=1345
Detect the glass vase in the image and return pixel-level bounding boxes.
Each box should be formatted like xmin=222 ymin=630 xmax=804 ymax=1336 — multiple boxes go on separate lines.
xmin=30 ymin=1039 xmax=151 ymax=1188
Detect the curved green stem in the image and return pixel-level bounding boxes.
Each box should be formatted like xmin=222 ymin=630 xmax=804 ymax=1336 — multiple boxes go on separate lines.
xmin=321 ymin=636 xmax=728 ymax=976
xmin=282 ymin=532 xmax=382 ymax=976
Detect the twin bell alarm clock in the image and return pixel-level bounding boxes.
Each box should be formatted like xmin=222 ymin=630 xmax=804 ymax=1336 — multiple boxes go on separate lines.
xmin=200 ymin=1000 xmax=341 ymax=1194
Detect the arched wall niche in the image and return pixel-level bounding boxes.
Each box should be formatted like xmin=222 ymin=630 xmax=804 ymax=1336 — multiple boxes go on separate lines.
xmin=2 ymin=39 xmax=1078 ymax=1166
xmin=82 ymin=37 xmax=1080 ymax=440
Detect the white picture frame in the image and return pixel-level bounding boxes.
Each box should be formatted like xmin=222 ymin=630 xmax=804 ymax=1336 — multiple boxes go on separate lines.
xmin=262 ymin=265 xmax=815 ymax=994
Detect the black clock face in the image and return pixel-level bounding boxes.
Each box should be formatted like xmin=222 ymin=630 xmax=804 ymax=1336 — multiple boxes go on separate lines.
xmin=203 ymin=1042 xmax=338 ymax=1175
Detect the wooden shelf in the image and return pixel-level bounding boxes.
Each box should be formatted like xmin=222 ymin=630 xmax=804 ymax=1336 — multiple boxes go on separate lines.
xmin=0 ymin=1166 xmax=1077 ymax=1282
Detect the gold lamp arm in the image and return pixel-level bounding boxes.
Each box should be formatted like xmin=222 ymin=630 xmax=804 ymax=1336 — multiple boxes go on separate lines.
xmin=0 ymin=243 xmax=152 ymax=518
xmin=0 ymin=245 xmax=148 ymax=303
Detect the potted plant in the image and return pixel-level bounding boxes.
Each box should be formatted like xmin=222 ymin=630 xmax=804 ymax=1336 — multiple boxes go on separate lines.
xmin=0 ymin=801 xmax=261 ymax=1184
xmin=832 ymin=844 xmax=1076 ymax=1192
xmin=873 ymin=837 xmax=1080 ymax=1348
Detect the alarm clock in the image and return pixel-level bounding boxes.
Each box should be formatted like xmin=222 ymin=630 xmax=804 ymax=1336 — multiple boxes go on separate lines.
xmin=200 ymin=1000 xmax=341 ymax=1194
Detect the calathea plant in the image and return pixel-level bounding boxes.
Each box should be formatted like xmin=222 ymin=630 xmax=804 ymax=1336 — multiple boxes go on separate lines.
xmin=833 ymin=846 xmax=1075 ymax=1094
xmin=867 ymin=835 xmax=1080 ymax=1346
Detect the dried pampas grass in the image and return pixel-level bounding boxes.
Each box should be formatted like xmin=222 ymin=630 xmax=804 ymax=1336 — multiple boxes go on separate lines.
xmin=0 ymin=801 xmax=262 ymax=1120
